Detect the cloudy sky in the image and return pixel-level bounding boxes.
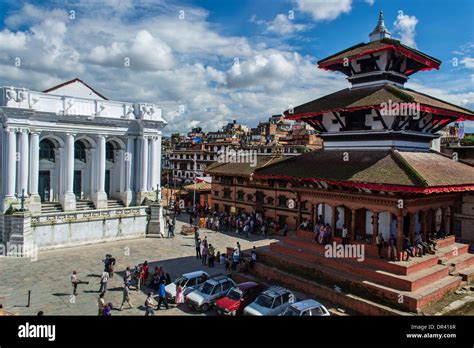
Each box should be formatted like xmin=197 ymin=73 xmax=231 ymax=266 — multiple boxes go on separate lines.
xmin=0 ymin=0 xmax=473 ymax=135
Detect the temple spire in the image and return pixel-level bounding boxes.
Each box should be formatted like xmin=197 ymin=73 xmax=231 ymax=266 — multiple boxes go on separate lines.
xmin=369 ymin=10 xmax=391 ymax=42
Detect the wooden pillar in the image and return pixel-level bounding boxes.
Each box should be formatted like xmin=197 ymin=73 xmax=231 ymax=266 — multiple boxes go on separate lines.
xmin=350 ymin=208 xmax=356 ymax=241
xmin=440 ymin=207 xmax=446 ymax=232
xmin=396 ymin=211 xmax=404 ymax=254
xmin=449 ymin=205 xmax=455 ymax=235
xmin=372 ymin=211 xmax=379 ymax=245
xmin=331 ymin=205 xmax=337 ymax=238
xmin=296 ymin=194 xmax=302 ymax=227
xmin=409 ymin=212 xmax=416 ymax=244
xmin=310 ymin=203 xmax=314 ymax=225
xmin=421 ymin=210 xmax=428 ymax=240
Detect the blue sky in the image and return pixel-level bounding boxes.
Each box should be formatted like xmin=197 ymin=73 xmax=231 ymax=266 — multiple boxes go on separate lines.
xmin=0 ymin=0 xmax=473 ymax=134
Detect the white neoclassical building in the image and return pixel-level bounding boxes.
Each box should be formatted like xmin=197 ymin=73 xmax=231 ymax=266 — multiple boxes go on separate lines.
xmin=0 ymin=79 xmax=167 ymax=248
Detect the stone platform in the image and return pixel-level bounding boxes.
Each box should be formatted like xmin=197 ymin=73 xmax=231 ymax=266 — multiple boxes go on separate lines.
xmin=252 ymin=230 xmax=474 ymax=313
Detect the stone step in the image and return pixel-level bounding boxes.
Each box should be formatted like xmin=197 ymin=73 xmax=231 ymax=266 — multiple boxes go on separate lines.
xmin=284 ymin=236 xmax=439 ymax=276
xmin=447 ymin=253 xmax=474 ymax=272
xmin=270 ymin=241 xmax=448 ymax=292
xmin=458 ymin=266 xmax=474 ymax=283
xmin=438 ymin=243 xmax=469 ymax=260
xmin=259 ymin=249 xmax=462 ymax=313
xmin=249 ymin=259 xmax=410 ymax=316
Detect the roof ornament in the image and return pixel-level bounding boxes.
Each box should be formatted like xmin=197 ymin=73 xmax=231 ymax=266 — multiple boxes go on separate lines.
xmin=369 ymin=10 xmax=392 ymax=42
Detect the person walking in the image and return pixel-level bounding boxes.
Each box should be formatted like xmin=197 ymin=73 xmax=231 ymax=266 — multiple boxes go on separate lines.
xmin=71 ymin=270 xmax=89 ymax=296
xmin=123 ymin=266 xmax=132 ymax=285
xmin=202 ymin=242 xmax=209 ymax=266
xmin=119 ymin=281 xmax=133 ymax=311
xmin=195 ymin=238 xmax=202 ymax=259
xmin=156 ymin=280 xmax=169 ymax=310
xmin=144 ymin=292 xmax=157 ymax=316
xmin=99 ymin=271 xmax=109 ymax=294
xmin=139 ymin=261 xmax=149 ymax=289
xmin=208 ymin=244 xmax=215 ymax=267
xmin=107 ymin=256 xmax=116 ymax=278
xmin=168 ymin=221 xmax=175 ymax=238
xmin=97 ymin=293 xmax=106 ymax=316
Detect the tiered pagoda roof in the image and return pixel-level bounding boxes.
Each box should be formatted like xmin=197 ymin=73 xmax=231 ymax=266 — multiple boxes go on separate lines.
xmin=255 ymin=149 xmax=474 ymax=194
xmin=254 ymin=11 xmax=474 ymax=194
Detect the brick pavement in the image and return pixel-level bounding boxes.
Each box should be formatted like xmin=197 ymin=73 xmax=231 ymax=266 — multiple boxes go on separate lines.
xmin=0 ymin=216 xmax=278 ymax=316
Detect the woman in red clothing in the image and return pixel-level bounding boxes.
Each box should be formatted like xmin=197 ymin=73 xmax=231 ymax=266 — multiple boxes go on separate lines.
xmin=139 ymin=261 xmax=149 ymax=289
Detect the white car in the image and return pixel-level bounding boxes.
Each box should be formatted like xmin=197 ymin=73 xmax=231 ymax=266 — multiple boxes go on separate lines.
xmin=185 ymin=276 xmax=236 ymax=312
xmin=165 ymin=271 xmax=209 ymax=302
xmin=281 ymin=299 xmax=331 ymax=316
xmin=243 ymin=287 xmax=296 ymax=316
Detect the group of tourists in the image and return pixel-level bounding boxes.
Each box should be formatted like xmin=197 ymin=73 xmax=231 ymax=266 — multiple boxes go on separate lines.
xmin=375 ymin=231 xmax=441 ymax=262
xmin=186 ymin=209 xmax=285 ymax=238
xmin=194 ymin=227 xmax=224 ymax=268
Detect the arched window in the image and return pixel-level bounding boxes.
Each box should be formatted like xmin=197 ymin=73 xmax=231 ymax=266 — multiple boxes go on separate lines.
xmin=39 ymin=139 xmax=55 ymax=162
xmin=74 ymin=141 xmax=87 ymax=162
xmin=106 ymin=142 xmax=115 ymax=162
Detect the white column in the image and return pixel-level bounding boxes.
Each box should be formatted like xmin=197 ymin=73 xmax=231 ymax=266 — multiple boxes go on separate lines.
xmin=156 ymin=134 xmax=162 ymax=191
xmin=29 ymin=132 xmax=40 ymax=196
xmin=5 ymin=129 xmax=17 ymax=198
xmin=19 ymin=129 xmax=29 ymax=196
xmin=60 ymin=133 xmax=76 ymax=211
xmin=140 ymin=136 xmax=148 ymax=191
xmin=66 ymin=133 xmax=74 ymax=194
xmin=125 ymin=136 xmax=134 ymax=192
xmin=97 ymin=135 xmax=106 ymax=193
xmin=150 ymin=137 xmax=157 ymax=191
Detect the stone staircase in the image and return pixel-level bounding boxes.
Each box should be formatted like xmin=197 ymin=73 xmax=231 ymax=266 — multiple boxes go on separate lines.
xmin=41 ymin=202 xmax=62 ymax=214
xmin=107 ymin=199 xmax=125 ymax=209
xmin=250 ymin=229 xmax=474 ymax=314
xmin=75 ymin=200 xmax=95 ymax=211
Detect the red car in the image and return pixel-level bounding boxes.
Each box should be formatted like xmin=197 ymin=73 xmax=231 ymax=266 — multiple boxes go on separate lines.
xmin=214 ymin=282 xmax=265 ymax=316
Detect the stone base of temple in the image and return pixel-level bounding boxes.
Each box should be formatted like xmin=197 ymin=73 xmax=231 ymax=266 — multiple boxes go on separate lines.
xmin=92 ymin=191 xmax=108 ymax=209
xmin=249 ymin=230 xmax=474 ymax=314
xmin=119 ymin=190 xmax=134 ymax=207
xmin=60 ymin=192 xmax=76 ymax=211
xmin=28 ymin=194 xmax=41 ymax=214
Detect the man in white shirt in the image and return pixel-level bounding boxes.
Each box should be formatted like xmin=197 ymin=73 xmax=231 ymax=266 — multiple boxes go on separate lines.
xmin=99 ymin=271 xmax=109 ymax=294
xmin=145 ymin=292 xmax=157 ymax=316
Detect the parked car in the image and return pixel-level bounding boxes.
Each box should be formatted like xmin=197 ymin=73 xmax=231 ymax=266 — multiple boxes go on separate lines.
xmin=185 ymin=275 xmax=236 ymax=312
xmin=280 ymin=299 xmax=330 ymax=316
xmin=214 ymin=282 xmax=265 ymax=316
xmin=243 ymin=286 xmax=295 ymax=316
xmin=165 ymin=271 xmax=209 ymax=302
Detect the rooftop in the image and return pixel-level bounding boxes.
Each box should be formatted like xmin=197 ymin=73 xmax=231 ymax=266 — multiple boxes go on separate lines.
xmin=254 ymin=149 xmax=474 ymax=193
xmin=284 ymin=84 xmax=473 ymax=121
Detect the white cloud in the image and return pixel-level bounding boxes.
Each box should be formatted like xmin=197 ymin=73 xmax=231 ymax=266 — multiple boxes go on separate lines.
xmin=294 ymin=0 xmax=352 ymax=21
xmin=265 ymin=14 xmax=308 ymax=35
xmin=365 ymin=0 xmax=375 ymax=5
xmin=0 ymin=1 xmax=469 ymax=135
xmin=461 ymin=57 xmax=474 ymax=69
xmin=86 ymin=30 xmax=175 ymax=71
xmin=393 ymin=11 xmax=418 ymax=48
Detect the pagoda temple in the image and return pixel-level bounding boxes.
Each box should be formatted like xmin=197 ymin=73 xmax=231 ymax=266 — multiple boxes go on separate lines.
xmin=245 ymin=12 xmax=474 ymax=313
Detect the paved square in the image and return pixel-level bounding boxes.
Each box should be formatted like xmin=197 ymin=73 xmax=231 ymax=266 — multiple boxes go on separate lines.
xmin=0 ymin=216 xmax=278 ymax=316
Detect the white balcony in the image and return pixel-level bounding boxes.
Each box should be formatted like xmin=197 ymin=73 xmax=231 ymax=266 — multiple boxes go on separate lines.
xmin=0 ymin=86 xmax=166 ymax=123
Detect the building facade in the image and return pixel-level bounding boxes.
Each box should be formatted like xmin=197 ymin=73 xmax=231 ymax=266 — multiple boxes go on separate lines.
xmin=0 ymin=79 xmax=166 ymax=248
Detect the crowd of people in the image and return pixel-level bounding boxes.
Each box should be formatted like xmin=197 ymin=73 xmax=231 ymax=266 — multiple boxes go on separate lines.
xmin=168 ymin=201 xmax=288 ymax=238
